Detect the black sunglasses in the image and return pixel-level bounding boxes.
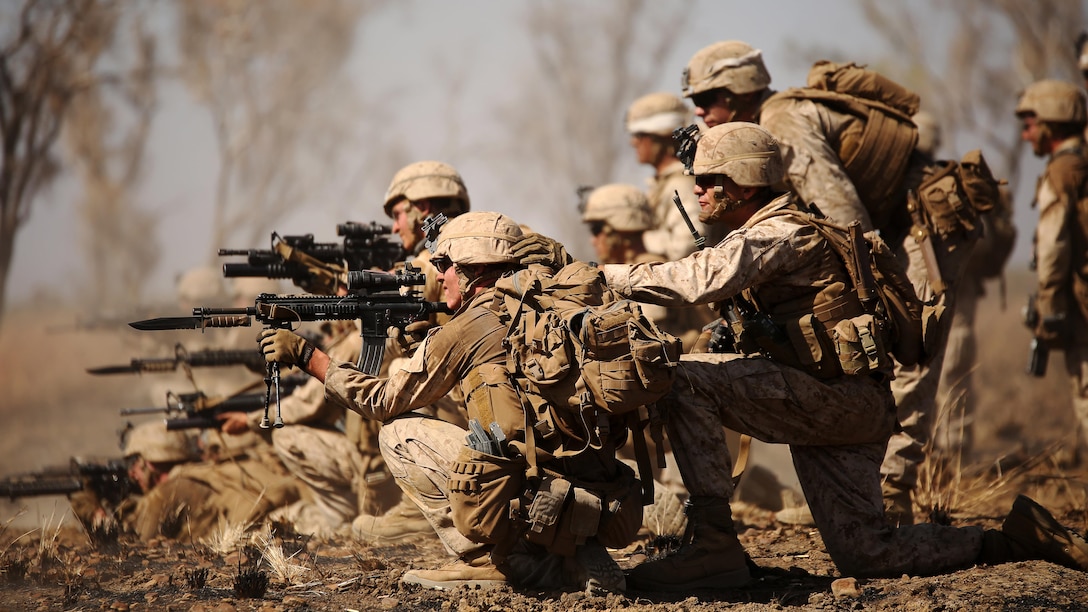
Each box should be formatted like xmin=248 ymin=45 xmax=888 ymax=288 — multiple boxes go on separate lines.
xmin=432 ymin=256 xmax=454 ymax=273
xmin=690 ymin=91 xmax=720 ymax=109
xmin=588 ymin=221 xmax=607 ymax=236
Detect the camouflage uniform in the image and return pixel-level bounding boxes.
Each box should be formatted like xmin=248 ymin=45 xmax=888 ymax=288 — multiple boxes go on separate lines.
xmin=344 ymin=160 xmax=471 ymax=529
xmin=324 ymin=285 xmax=631 ymax=559
xmin=1031 ymin=135 xmax=1088 ymax=452
xmin=133 ymin=457 xmax=298 ymax=542
xmin=757 ymin=77 xmax=979 ymax=500
xmin=604 ymin=192 xmax=985 ymax=577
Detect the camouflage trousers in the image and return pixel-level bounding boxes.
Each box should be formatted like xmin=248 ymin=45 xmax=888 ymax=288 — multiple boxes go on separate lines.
xmin=882 ymin=224 xmax=979 ymax=490
xmin=270 ymin=425 xmax=362 ymax=535
xmin=934 ymin=281 xmax=981 ymax=453
xmin=377 ymin=414 xmax=482 ymax=558
xmin=665 ymin=353 xmax=984 ymax=577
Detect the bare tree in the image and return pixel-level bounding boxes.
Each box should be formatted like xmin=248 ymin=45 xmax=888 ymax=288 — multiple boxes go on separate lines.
xmin=176 ymin=0 xmax=375 ymax=257
xmin=493 ymin=0 xmax=695 ymax=249
xmin=64 ymin=8 xmax=159 ymax=311
xmin=855 ymin=0 xmax=1085 ymax=189
xmin=0 ymin=0 xmax=118 ymax=326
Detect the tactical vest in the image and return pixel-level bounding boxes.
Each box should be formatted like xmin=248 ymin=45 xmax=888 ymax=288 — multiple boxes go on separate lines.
xmin=718 ymin=200 xmax=920 ymax=378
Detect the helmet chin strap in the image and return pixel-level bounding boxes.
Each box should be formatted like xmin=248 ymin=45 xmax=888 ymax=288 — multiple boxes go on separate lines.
xmin=1033 ymin=122 xmax=1053 ymax=156
xmin=455 ymin=265 xmax=504 ymax=298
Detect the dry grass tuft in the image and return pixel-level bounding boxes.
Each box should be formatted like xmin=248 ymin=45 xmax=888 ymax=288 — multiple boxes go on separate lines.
xmin=914 ymin=388 xmax=1060 ymax=522
xmin=253 ymin=524 xmax=311 ymax=586
xmin=35 ymin=506 xmax=67 ymax=571
xmin=202 ymin=516 xmax=253 ymax=556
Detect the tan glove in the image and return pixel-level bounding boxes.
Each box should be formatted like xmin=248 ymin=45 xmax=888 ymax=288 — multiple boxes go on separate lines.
xmin=388 ymin=320 xmax=432 ymax=356
xmin=511 ymin=233 xmax=573 ymax=271
xmin=257 ymin=328 xmax=311 ymax=366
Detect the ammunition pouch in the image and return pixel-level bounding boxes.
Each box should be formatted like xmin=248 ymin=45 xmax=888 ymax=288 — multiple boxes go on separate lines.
xmin=512 ymin=463 xmax=643 ymax=557
xmin=722 ymin=290 xmax=893 ymax=379
xmin=447 ymin=447 xmax=643 ymax=558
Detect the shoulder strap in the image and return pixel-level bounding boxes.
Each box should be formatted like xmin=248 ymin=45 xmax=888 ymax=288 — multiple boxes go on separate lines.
xmin=766 ymin=87 xmax=915 ymax=124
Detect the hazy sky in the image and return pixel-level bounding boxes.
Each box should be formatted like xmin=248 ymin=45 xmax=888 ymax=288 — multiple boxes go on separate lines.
xmin=7 ymin=0 xmax=1050 ymax=305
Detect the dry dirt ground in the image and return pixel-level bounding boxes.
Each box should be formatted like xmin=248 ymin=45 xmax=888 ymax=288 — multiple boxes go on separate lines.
xmin=2 ymin=273 xmax=1088 ymax=611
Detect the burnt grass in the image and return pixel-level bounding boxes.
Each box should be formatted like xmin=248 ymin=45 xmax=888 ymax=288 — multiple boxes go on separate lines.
xmin=2 ymin=275 xmax=1088 ymax=610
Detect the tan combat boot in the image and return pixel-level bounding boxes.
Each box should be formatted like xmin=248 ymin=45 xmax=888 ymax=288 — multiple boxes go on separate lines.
xmin=352 ymin=497 xmax=433 ymax=543
xmin=994 ymin=494 xmax=1088 ymax=571
xmin=626 ymin=496 xmax=751 ymax=591
xmin=401 ymin=548 xmax=508 ymax=590
xmin=568 ymin=538 xmax=626 ymax=594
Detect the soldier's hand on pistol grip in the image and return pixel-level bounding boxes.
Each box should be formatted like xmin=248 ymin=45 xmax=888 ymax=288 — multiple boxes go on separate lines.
xmin=511 ymin=233 xmax=573 ymax=272
xmin=258 ymin=328 xmax=310 ymax=366
xmin=388 ymin=320 xmax=431 ymax=357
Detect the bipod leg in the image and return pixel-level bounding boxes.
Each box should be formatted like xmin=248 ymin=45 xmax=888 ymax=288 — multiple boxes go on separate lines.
xmin=272 ymin=362 xmax=284 ymax=428
xmin=260 ymin=363 xmax=273 ymax=429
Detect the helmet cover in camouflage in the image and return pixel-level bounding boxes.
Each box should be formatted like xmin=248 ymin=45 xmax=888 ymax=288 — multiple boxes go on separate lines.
xmin=912 ymin=111 xmax=942 ymax=158
xmin=683 ymin=40 xmax=771 ymax=98
xmin=582 ymin=184 xmax=655 ymax=232
xmin=383 ymin=161 xmax=471 ymax=218
xmin=626 ymin=92 xmax=691 ymax=136
xmin=1015 ymin=80 xmax=1087 ymax=125
xmin=124 ymin=421 xmax=199 ymax=463
xmin=693 ymin=122 xmax=785 ymax=187
xmin=176 ymin=266 xmax=225 ymax=304
xmin=432 ymin=211 xmax=523 ymax=266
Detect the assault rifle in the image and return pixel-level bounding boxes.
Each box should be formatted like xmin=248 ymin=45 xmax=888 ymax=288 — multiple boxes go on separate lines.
xmin=120 ymin=380 xmax=306 ymax=431
xmin=1 ymin=458 xmax=135 ymax=506
xmin=129 ymin=265 xmax=450 ymax=428
xmin=87 ymin=343 xmax=266 ymax=376
xmin=219 ymin=225 xmax=405 ymax=293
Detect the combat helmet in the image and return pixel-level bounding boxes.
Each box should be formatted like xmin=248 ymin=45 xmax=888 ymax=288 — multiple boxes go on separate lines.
xmin=123 ymin=421 xmax=199 ymax=463
xmin=683 ymin=40 xmax=771 ymax=98
xmin=626 ymin=92 xmax=691 ymax=136
xmin=383 ymin=161 xmax=471 ymax=218
xmin=693 ymin=122 xmax=785 ymax=187
xmin=582 ymin=184 xmax=655 ymax=232
xmin=1015 ymin=80 xmax=1087 ymax=126
xmin=431 ymin=211 xmax=523 ymax=266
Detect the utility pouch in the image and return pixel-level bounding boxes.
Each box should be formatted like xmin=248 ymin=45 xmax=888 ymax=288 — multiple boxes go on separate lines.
xmin=916 ymin=161 xmax=978 ymax=242
xmin=956 ymin=149 xmax=1002 ymax=214
xmin=518 ymin=462 xmax=643 ymax=556
xmin=447 ymin=445 xmax=527 ymax=544
xmin=832 ymin=314 xmax=889 ymax=375
xmin=573 ymin=302 xmax=680 ymax=412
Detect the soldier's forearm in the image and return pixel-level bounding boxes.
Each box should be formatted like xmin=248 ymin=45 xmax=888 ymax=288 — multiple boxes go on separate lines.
xmin=306 ymin=349 xmax=331 ymax=383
